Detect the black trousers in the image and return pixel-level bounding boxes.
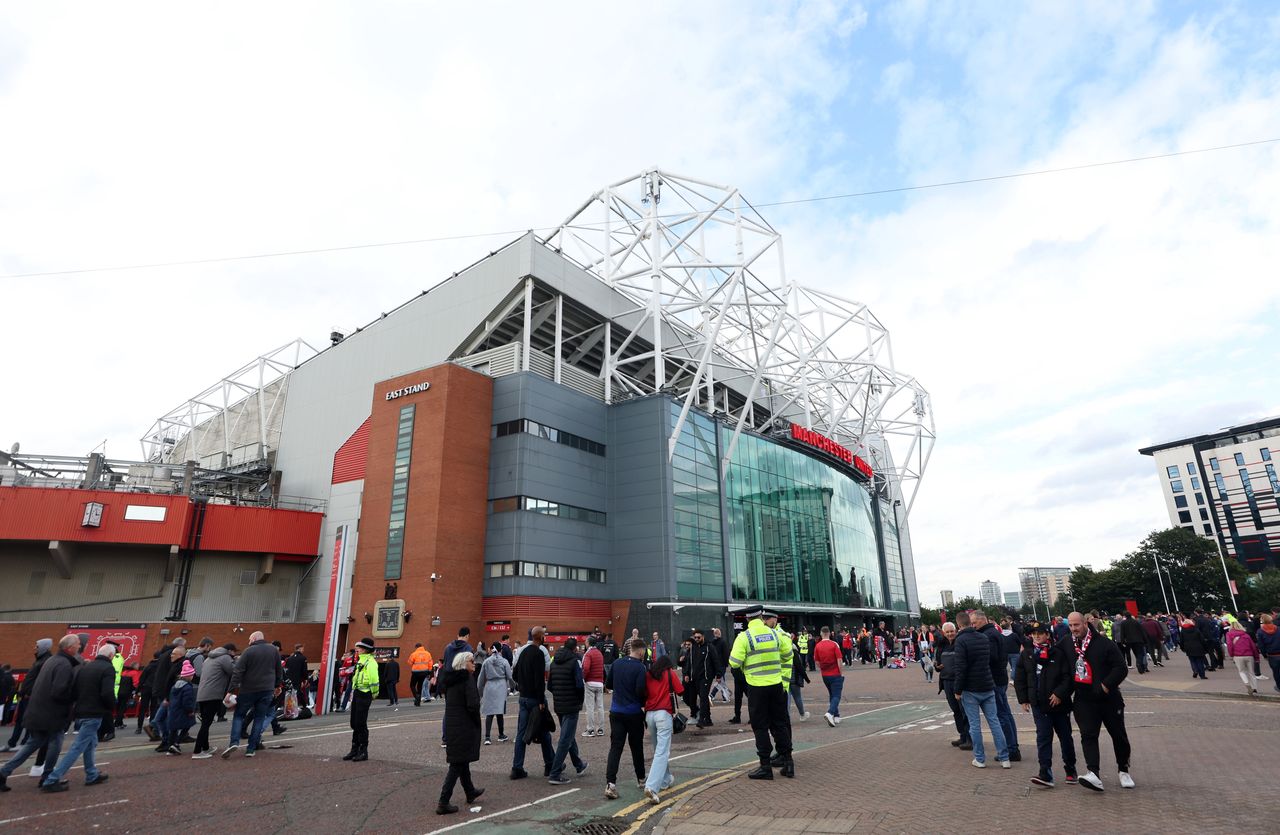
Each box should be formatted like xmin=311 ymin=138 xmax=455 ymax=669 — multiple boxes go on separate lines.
xmin=195 ymin=699 xmax=220 ymax=754
xmin=605 ymin=712 xmax=645 ymax=784
xmin=731 ymin=667 xmax=747 ymax=720
xmin=1072 ymin=694 xmax=1130 ymax=774
xmin=484 ymin=714 xmax=505 ymax=738
xmin=941 ymin=680 xmax=969 ymax=741
xmin=439 ymin=761 xmax=477 ymax=803
xmin=135 ymin=692 xmax=152 ymax=730
xmin=349 ymin=690 xmax=372 ymax=750
xmin=695 ymin=677 xmax=712 ymax=725
xmin=746 ymin=682 xmax=791 ymax=763
xmin=410 ymin=671 xmax=429 ymax=704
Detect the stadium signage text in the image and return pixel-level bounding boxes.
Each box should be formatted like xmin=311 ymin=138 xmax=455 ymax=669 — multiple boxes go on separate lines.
xmin=789 ymin=423 xmax=874 ymax=480
xmin=385 ymin=381 xmax=431 ymax=400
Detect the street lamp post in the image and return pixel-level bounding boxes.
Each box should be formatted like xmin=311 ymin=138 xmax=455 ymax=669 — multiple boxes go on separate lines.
xmin=1152 ymin=553 xmax=1171 ymax=613
xmin=1164 ymin=566 xmax=1181 ymax=613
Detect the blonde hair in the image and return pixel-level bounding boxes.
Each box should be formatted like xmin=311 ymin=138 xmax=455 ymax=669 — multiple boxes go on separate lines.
xmin=452 ymin=651 xmax=474 ymax=671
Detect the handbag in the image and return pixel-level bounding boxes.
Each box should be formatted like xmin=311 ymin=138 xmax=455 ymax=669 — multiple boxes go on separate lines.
xmin=669 ymin=672 xmax=688 ymax=734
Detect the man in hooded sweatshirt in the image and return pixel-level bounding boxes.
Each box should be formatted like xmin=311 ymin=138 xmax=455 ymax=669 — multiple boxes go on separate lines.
xmin=3 ymin=638 xmax=52 ymax=753
xmin=0 ymin=635 xmax=80 ymax=792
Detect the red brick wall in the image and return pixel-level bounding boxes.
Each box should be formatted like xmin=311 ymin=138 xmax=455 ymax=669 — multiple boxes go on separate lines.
xmin=348 ymin=364 xmax=493 ymax=685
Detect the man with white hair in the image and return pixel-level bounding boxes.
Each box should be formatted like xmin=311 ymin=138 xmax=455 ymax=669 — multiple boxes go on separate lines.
xmin=222 ymin=631 xmax=282 ymax=759
xmin=39 ymin=643 xmax=117 ymax=792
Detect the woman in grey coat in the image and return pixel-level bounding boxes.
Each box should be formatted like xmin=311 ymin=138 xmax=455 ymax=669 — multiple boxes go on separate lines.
xmin=476 ymin=651 xmax=514 ymax=744
xmin=192 ymin=644 xmax=235 ymax=758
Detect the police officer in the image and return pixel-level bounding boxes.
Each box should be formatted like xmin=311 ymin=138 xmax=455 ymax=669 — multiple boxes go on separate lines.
xmin=728 ymin=606 xmax=794 ymax=780
xmin=344 ymin=637 xmax=380 ymax=763
xmin=796 ymin=629 xmax=812 ymax=673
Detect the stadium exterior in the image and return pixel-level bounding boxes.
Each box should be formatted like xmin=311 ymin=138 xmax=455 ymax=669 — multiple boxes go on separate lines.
xmin=3 ymin=171 xmax=934 ymax=705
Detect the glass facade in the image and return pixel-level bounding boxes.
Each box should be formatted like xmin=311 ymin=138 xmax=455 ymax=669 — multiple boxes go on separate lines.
xmin=719 ymin=423 xmax=887 ymax=610
xmin=385 ymin=404 xmax=415 ymax=580
xmin=670 ymin=403 xmax=725 ymax=600
xmin=880 ymin=501 xmax=909 ymax=612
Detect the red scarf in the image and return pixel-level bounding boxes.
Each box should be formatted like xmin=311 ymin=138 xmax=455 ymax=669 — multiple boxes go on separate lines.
xmin=1072 ymin=629 xmax=1093 ymax=684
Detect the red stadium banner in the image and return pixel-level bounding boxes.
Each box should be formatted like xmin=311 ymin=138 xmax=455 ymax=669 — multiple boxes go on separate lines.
xmin=68 ymin=623 xmax=148 ymax=666
xmin=1124 ymin=600 xmax=1139 ymax=616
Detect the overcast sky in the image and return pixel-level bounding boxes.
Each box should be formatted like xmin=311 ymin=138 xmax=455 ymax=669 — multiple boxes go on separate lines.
xmin=3 ymin=2 xmax=1279 ymax=606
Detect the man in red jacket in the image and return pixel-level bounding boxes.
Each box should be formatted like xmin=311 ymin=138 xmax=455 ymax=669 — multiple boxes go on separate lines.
xmin=581 ymin=636 xmax=606 ymax=738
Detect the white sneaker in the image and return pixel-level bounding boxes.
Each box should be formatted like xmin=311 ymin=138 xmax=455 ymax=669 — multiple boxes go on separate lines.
xmin=604 ymin=782 xmax=618 ymax=799
xmin=823 ymin=712 xmax=835 ymax=727
xmin=1118 ymin=771 xmax=1135 ymax=789
xmin=833 ymin=715 xmax=841 ymax=724
xmin=1078 ymin=771 xmax=1104 ymax=791
xmin=1257 ymin=674 xmax=1270 ymax=680
xmin=1000 ymin=760 xmax=1011 ymax=769
xmin=192 ymin=752 xmax=213 ymax=759
xmin=971 ymin=758 xmax=986 ymax=769
xmin=28 ymin=765 xmax=43 ymax=778
xmin=644 ymin=787 xmax=659 ymax=804
xmin=582 ymin=729 xmax=595 ymax=737
xmin=799 ymin=711 xmax=810 ymax=721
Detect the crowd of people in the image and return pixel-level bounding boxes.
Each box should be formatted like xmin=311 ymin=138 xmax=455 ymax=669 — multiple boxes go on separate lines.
xmin=1 ymin=603 xmax=1274 ymax=809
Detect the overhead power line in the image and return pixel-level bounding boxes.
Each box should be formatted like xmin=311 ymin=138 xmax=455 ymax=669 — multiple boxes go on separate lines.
xmin=3 ymin=137 xmax=1276 ymax=280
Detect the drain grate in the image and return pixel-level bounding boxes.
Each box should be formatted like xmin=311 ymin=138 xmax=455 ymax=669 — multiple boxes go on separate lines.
xmin=569 ymin=818 xmax=629 ymax=835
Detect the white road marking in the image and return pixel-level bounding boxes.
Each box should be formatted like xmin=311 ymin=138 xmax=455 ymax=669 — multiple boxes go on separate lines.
xmin=0 ymin=799 xmax=129 ymax=826
xmin=423 ymin=788 xmax=579 ymax=833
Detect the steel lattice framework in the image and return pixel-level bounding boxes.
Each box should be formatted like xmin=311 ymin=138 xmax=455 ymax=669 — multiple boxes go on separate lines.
xmin=547 ymin=169 xmax=935 ymax=515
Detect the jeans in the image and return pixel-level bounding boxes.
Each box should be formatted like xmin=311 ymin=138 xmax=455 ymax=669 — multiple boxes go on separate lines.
xmin=0 ymin=728 xmax=63 ymax=779
xmin=1008 ymin=653 xmax=1020 ymax=681
xmin=992 ymin=686 xmax=1019 ymax=754
xmin=229 ymin=690 xmax=275 ymax=752
xmin=44 ymin=718 xmax=101 ymax=785
xmin=960 ymin=690 xmax=1008 ymax=764
xmin=821 ymin=675 xmax=844 ymax=717
xmin=512 ymin=697 xmax=553 ymax=773
xmin=549 ymin=712 xmax=586 ymax=780
xmin=789 ymin=686 xmax=805 ymax=716
xmin=5 ymin=700 xmax=26 ymax=748
xmin=1268 ymin=657 xmax=1280 ymax=691
xmin=1189 ymin=655 xmax=1207 ymax=678
xmin=584 ymin=684 xmax=605 ymax=733
xmin=644 ymin=711 xmax=674 ymax=793
xmin=1133 ymin=644 xmax=1148 ymax=674
xmin=1030 ymin=707 xmax=1076 ymax=780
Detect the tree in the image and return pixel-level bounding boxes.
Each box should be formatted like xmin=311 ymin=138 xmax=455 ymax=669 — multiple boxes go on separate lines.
xmin=1240 ymin=567 xmax=1280 ymax=613
xmin=919 ymin=606 xmax=942 ymax=626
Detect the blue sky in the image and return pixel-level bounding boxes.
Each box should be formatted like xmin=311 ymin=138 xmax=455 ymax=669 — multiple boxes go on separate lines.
xmin=2 ymin=1 xmax=1278 ymax=605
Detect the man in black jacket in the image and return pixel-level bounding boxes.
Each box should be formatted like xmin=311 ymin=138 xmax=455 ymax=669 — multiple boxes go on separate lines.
xmin=1015 ymin=622 xmax=1077 ymax=788
xmin=284 ymin=645 xmax=308 ymax=698
xmin=545 ymin=638 xmax=587 ymax=784
xmin=1061 ymin=612 xmax=1133 ymax=792
xmin=687 ymin=629 xmax=720 ymax=728
xmin=1117 ymin=612 xmax=1148 ymax=673
xmin=39 ymin=644 xmax=117 ymax=791
xmin=4 ymin=638 xmax=52 ymax=751
xmin=974 ymin=610 xmax=1021 ymax=761
xmin=951 ymin=612 xmax=1009 ymax=768
xmin=509 ymin=626 xmax=554 ymax=780
xmin=934 ymin=622 xmax=970 ymax=749
xmin=0 ymin=635 xmax=80 ymax=792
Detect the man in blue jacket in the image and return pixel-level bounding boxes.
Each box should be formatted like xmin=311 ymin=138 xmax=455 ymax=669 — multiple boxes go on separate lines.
xmin=603 ymin=638 xmax=648 ymax=799
xmin=951 ymin=612 xmax=1009 ymax=769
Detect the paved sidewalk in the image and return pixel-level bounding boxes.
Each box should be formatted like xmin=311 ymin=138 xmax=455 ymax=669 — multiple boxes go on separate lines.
xmin=1124 ymin=649 xmax=1280 ymax=701
xmin=650 ymin=666 xmax=1279 ymax=835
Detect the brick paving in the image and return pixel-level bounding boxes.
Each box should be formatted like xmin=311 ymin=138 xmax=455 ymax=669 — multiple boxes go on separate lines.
xmin=650 ymin=662 xmax=1279 ymax=835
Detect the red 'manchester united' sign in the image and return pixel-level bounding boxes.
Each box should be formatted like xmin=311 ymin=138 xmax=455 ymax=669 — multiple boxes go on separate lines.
xmin=789 ymin=424 xmax=874 ymax=479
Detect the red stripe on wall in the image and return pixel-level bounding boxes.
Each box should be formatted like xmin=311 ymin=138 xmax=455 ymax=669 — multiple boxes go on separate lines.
xmin=198 ymin=504 xmax=323 ymax=557
xmin=0 ymin=487 xmax=191 ymax=546
xmin=332 ymin=417 xmax=371 ymax=484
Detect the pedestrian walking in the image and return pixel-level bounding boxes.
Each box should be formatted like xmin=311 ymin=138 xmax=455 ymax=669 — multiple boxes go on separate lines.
xmin=39 ymin=642 xmax=116 ymax=792
xmin=157 ymin=661 xmax=197 ymax=755
xmin=728 ymin=606 xmax=794 ymax=780
xmin=788 ymin=639 xmax=810 ymax=721
xmin=603 ymin=638 xmax=648 ymax=799
xmin=221 ymin=631 xmax=282 ymax=760
xmin=510 ymin=626 xmax=554 ymax=780
xmin=1062 ymin=611 xmax=1134 ymax=791
xmin=1179 ymin=619 xmax=1208 ymax=678
xmin=1014 ymin=621 xmax=1077 ymax=788
xmin=436 ymin=652 xmax=485 ymax=815
xmin=687 ymin=629 xmax=719 ymax=728
xmin=546 ymin=638 xmax=588 ymax=785
xmin=478 ymin=649 xmax=514 ymax=744
xmin=383 ymin=653 xmax=400 ymax=707
xmin=581 ymin=636 xmax=606 ymax=738
xmin=1225 ymin=621 xmax=1261 ymax=696
xmin=642 ymin=654 xmax=683 ymax=804
xmin=0 ymin=635 xmax=80 ymax=791
xmin=1258 ymin=614 xmax=1280 ymax=691
xmin=952 ymin=611 xmax=1009 ymax=769
xmin=409 ymin=643 xmax=434 ymax=706
xmin=192 ymin=644 xmax=235 ymax=758
xmin=813 ymin=626 xmax=844 ymax=726
xmin=3 ymin=638 xmax=52 ymax=754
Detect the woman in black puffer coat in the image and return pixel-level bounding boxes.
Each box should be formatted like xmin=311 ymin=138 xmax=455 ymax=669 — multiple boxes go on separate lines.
xmin=437 ymin=653 xmax=484 ymax=815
